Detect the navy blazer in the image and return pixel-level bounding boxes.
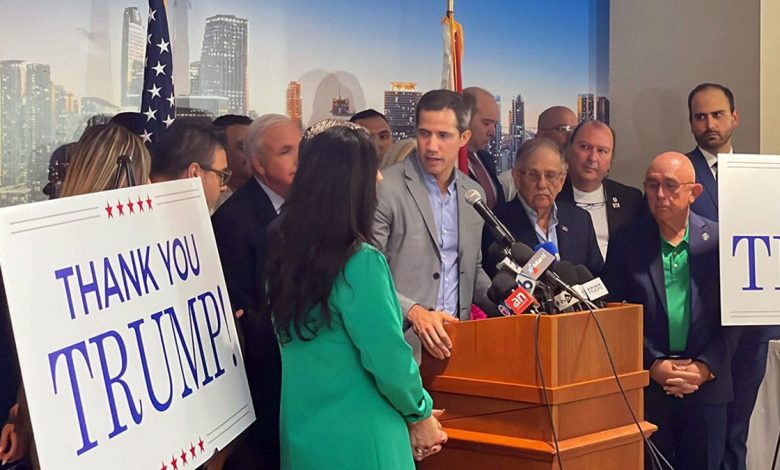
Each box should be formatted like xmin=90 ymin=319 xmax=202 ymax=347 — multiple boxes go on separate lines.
xmin=493 ymin=197 xmax=604 ymax=276
xmin=557 ymin=177 xmax=644 ymax=242
xmin=687 ymin=147 xmax=719 ymax=221
xmin=602 ymin=212 xmax=733 ymax=403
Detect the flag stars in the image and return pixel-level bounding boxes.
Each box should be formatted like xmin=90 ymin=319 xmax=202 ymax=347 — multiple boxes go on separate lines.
xmin=149 ymin=8 xmax=157 ymax=22
xmin=160 ymin=462 xmax=168 ymax=470
xmin=116 ymin=200 xmax=125 ymax=216
xmin=140 ymin=129 xmax=153 ymax=143
xmin=189 ymin=443 xmax=197 ymax=458
xmin=152 ymin=61 xmax=167 ymax=76
xmin=147 ymin=33 xmax=152 ymax=45
xmin=157 ymin=38 xmax=170 ymax=54
xmin=163 ymin=115 xmax=175 ymax=128
xmin=167 ymin=94 xmax=175 ymax=107
xmin=143 ymin=107 xmax=158 ymax=122
xmin=198 ymin=437 xmax=205 ymax=452
xmin=170 ymin=455 xmax=178 ymax=470
xmin=147 ymin=83 xmax=162 ymax=99
xmin=146 ymin=195 xmax=154 ymax=210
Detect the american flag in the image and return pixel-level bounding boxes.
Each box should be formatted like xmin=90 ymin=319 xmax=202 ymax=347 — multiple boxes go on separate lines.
xmin=140 ymin=0 xmax=175 ymax=145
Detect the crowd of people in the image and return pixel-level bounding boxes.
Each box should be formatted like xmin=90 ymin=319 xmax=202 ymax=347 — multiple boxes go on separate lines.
xmin=0 ymin=81 xmax=777 ymax=470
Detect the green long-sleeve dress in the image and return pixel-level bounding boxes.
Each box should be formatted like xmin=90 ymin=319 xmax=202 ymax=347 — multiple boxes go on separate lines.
xmin=278 ymin=243 xmax=433 ymax=469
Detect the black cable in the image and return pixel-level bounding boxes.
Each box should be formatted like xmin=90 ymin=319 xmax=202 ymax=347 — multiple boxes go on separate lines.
xmin=586 ymin=306 xmax=673 ymax=470
xmin=534 ymin=312 xmax=564 ymax=470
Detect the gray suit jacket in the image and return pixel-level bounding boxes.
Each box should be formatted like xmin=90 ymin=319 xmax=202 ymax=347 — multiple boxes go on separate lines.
xmin=374 ymin=153 xmax=493 ymax=326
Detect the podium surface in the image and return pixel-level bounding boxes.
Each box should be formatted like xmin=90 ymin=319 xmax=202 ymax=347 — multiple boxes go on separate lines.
xmin=419 ymin=304 xmax=656 ymax=469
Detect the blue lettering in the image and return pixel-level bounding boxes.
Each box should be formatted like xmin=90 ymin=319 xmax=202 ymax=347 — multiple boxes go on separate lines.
xmin=732 ymin=235 xmax=771 ymax=291
xmin=138 ymin=246 xmax=159 ymax=294
xmin=48 ymin=341 xmax=97 ymax=455
xmin=102 ymin=257 xmax=125 ymax=308
xmin=118 ymin=250 xmax=142 ymax=300
xmin=199 ymin=290 xmax=225 ymax=381
xmin=76 ymin=261 xmax=102 ymax=315
xmin=128 ymin=317 xmax=174 ymax=413
xmin=186 ymin=234 xmax=201 ymax=277
xmin=54 ymin=266 xmax=77 ymax=320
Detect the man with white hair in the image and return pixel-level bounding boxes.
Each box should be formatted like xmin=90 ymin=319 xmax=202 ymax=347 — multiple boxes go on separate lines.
xmin=211 ymin=114 xmax=301 ymax=469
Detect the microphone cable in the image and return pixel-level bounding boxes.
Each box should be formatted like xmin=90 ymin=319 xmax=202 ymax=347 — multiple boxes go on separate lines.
xmin=533 ymin=312 xmax=564 ymax=470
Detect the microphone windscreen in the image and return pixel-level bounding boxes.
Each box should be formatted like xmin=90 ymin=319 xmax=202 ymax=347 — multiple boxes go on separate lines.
xmin=574 ymin=264 xmax=595 ymax=284
xmin=487 ymin=242 xmax=505 ymax=261
xmin=554 ymin=260 xmax=580 ymax=286
xmin=488 ymin=270 xmax=518 ymax=303
xmin=464 ymin=189 xmax=481 ymax=205
xmin=509 ymin=242 xmax=535 ymax=265
xmin=535 ymin=241 xmax=559 ymax=258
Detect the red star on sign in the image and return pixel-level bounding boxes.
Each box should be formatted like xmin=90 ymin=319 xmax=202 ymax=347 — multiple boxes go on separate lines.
xmin=180 ymin=449 xmax=188 ymax=465
xmin=160 ymin=462 xmax=168 ymax=470
xmin=198 ymin=437 xmax=205 ymax=453
xmin=137 ymin=196 xmax=145 ymax=212
xmin=105 ymin=202 xmax=114 ymax=218
xmin=189 ymin=443 xmax=196 ymax=458
xmin=127 ymin=198 xmax=135 ymax=214
xmin=146 ymin=194 xmax=153 ymax=210
xmin=116 ymin=200 xmax=125 ymax=216
xmin=170 ymin=455 xmax=179 ymax=470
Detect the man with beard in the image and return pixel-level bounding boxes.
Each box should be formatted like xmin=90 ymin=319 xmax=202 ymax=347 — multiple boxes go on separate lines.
xmin=686 ymin=83 xmax=739 ymax=221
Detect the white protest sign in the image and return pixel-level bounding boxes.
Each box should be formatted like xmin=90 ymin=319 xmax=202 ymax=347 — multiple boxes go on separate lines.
xmin=719 ymin=153 xmax=780 ymax=326
xmin=0 ymin=179 xmax=255 ymax=469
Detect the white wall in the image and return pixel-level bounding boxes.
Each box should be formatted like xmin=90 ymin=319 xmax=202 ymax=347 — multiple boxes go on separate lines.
xmin=608 ymin=1 xmax=760 ymax=187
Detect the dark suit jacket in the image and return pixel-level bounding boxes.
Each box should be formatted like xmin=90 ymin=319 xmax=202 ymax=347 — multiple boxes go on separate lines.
xmin=468 ymin=149 xmax=505 ymax=208
xmin=493 ymin=197 xmax=604 ymax=276
xmin=687 ymin=147 xmax=719 ymax=222
xmin=211 ymin=178 xmax=281 ymax=468
xmin=602 ymin=212 xmax=733 ymax=403
xmin=557 ymin=177 xmax=644 ymax=242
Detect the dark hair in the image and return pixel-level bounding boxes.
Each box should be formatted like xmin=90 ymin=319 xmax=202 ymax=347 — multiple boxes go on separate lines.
xmin=268 ymin=125 xmax=378 ymax=343
xmin=688 ymin=83 xmax=735 ymax=121
xmin=350 ymin=108 xmax=388 ymax=124
xmin=151 ymin=119 xmax=226 ymax=179
xmin=568 ymin=119 xmax=617 ymax=154
xmin=213 ymin=114 xmax=253 ymax=127
xmin=415 ymin=89 xmax=471 ymax=134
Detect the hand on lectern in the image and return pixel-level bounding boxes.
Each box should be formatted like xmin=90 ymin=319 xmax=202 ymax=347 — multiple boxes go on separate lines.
xmin=408 ymin=305 xmax=459 ymax=359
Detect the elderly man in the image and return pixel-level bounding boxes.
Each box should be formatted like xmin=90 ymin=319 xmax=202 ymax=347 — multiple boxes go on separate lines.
xmin=557 ymin=120 xmax=643 ymax=261
xmin=493 ymin=137 xmax=602 ymax=276
xmin=211 ymin=114 xmax=301 ymax=469
xmin=499 ymin=106 xmax=578 ymax=201
xmin=151 ymin=119 xmax=229 ymax=213
xmin=374 ymin=89 xmax=497 ymax=362
xmin=603 ymin=152 xmax=733 ymax=470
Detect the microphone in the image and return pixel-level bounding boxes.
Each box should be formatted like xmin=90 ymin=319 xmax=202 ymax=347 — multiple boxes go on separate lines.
xmin=465 ymin=189 xmax=515 ymax=248
xmin=487 ymin=267 xmax=538 ymax=316
xmin=552 ymin=261 xmax=589 ymax=312
xmin=535 ymin=241 xmax=561 ymax=261
xmin=573 ymin=265 xmax=609 ymax=304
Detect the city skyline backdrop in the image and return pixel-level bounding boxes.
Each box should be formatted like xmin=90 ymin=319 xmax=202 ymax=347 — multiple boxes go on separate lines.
xmin=0 ymin=0 xmax=606 ymax=128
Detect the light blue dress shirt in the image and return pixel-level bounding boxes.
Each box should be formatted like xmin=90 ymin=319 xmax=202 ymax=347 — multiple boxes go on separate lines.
xmin=518 ymin=197 xmax=560 ymax=249
xmin=422 ymin=170 xmax=459 ymax=316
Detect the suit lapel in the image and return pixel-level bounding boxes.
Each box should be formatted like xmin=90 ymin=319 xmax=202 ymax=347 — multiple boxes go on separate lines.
xmin=645 ymin=223 xmax=668 ymax=315
xmin=690 ymin=148 xmax=718 ymax=210
xmin=687 ymin=214 xmax=710 ymax=323
xmin=404 ymin=156 xmax=441 ymax=259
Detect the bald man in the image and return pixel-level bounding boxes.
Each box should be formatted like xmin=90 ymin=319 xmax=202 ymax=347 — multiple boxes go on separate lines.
xmin=603 ymin=152 xmax=733 ymax=469
xmin=463 ymin=87 xmax=503 ymax=210
xmin=498 ymin=106 xmax=578 ymax=201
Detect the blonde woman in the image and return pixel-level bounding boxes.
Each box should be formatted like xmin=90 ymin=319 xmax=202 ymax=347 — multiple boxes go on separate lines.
xmin=59 ymin=124 xmax=151 ymax=197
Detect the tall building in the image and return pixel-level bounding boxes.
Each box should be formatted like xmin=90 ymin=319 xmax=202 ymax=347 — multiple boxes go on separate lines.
xmin=286 ymin=81 xmax=302 ymax=129
xmin=189 ymin=61 xmax=201 ymax=96
xmin=596 ymin=96 xmax=610 ymax=124
xmin=509 ymin=94 xmax=525 ymax=161
xmin=384 ymin=82 xmax=421 ymax=141
xmin=120 ymin=7 xmax=145 ymax=108
xmin=0 ymin=60 xmax=25 ymax=185
xmin=24 ymin=64 xmax=54 ymax=196
xmin=577 ymin=93 xmax=595 ymax=122
xmin=199 ymin=15 xmax=248 ymax=114
xmin=85 ymin=0 xmax=113 ymax=103
xmin=172 ymin=0 xmax=192 ymax=96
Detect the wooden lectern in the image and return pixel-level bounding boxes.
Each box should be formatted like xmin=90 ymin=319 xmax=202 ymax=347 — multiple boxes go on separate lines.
xmin=418 ymin=304 xmax=656 ymax=469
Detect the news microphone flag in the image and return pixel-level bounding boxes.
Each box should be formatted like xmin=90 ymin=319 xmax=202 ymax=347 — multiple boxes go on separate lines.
xmin=140 ymin=0 xmax=176 ymax=145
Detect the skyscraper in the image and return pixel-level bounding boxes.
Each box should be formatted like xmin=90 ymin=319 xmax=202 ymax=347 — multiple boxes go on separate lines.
xmin=0 ymin=60 xmax=25 ymax=185
xmin=596 ymin=96 xmax=610 ymax=124
xmin=121 ymin=7 xmax=145 ymax=108
xmin=384 ymin=82 xmax=421 ymax=141
xmin=199 ymin=15 xmax=248 ymax=114
xmin=172 ymin=0 xmax=192 ymax=96
xmin=189 ymin=61 xmax=201 ymax=96
xmin=577 ymin=93 xmax=595 ymax=122
xmin=509 ymin=94 xmax=525 ymax=160
xmin=286 ymin=81 xmax=302 ymax=129
xmin=24 ymin=64 xmax=54 ymax=195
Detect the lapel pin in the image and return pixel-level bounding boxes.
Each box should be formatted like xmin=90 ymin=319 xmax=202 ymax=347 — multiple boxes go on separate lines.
xmin=612 ymin=197 xmax=620 ymax=208
xmin=561 ymin=225 xmax=569 ymax=232
xmin=702 ymin=233 xmax=710 ymax=241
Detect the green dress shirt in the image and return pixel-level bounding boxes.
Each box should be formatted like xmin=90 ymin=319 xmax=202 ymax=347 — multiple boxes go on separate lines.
xmin=661 ymin=225 xmax=691 ymax=352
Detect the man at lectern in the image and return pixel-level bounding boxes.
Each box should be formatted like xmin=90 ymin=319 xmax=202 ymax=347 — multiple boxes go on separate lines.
xmin=602 ymin=152 xmax=732 ymax=469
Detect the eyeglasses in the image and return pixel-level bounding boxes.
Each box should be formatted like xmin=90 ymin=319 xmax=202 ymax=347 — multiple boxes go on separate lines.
xmin=201 ymin=165 xmax=232 ymax=186
xmin=642 ymin=180 xmax=694 ymax=194
xmin=539 ymin=124 xmax=574 ymax=134
xmin=516 ymin=169 xmax=564 ymax=183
